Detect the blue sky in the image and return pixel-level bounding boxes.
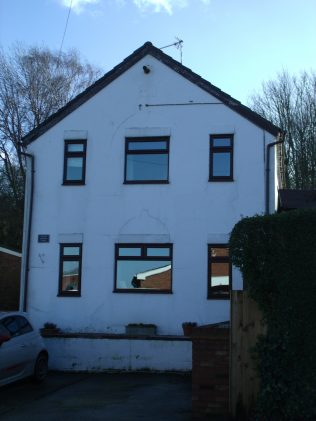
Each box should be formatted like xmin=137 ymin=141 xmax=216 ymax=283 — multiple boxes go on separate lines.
xmin=0 ymin=0 xmax=315 ymax=104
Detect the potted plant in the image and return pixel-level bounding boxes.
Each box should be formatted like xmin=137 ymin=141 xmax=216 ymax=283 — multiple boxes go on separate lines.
xmin=125 ymin=323 xmax=157 ymax=336
xmin=182 ymin=322 xmax=197 ymax=336
xmin=40 ymin=322 xmax=60 ymax=335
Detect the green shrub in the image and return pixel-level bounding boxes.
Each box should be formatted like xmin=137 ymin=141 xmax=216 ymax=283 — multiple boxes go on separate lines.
xmin=230 ymin=210 xmax=316 ymax=420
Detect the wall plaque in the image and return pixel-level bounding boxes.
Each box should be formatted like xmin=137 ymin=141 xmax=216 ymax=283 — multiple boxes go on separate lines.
xmin=38 ymin=235 xmax=50 ymax=243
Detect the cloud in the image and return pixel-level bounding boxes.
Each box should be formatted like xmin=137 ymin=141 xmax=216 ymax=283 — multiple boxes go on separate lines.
xmin=58 ymin=0 xmax=101 ymax=15
xmin=132 ymin=0 xmax=209 ymax=15
xmin=58 ymin=0 xmax=210 ymax=15
xmin=133 ymin=0 xmax=185 ymax=14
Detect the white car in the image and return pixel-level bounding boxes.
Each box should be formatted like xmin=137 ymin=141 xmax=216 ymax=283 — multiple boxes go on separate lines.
xmin=0 ymin=312 xmax=48 ymax=387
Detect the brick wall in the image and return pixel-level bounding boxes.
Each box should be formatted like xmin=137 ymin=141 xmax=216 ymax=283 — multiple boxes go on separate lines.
xmin=0 ymin=250 xmax=21 ymax=311
xmin=139 ymin=269 xmax=171 ymax=289
xmin=192 ymin=324 xmax=230 ymax=419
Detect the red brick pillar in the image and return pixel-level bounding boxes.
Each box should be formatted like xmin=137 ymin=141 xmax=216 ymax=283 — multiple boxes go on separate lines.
xmin=191 ymin=323 xmax=230 ymax=419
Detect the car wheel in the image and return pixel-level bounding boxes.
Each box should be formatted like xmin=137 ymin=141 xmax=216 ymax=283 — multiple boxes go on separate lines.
xmin=33 ymin=352 xmax=48 ymax=383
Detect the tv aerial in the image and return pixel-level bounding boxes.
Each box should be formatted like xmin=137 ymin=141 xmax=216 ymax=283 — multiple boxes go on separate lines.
xmin=160 ymin=37 xmax=183 ymax=63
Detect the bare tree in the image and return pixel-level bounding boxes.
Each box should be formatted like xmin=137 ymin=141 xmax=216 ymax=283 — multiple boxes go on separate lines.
xmin=0 ymin=44 xmax=101 ymax=249
xmin=250 ymin=70 xmax=316 ymax=189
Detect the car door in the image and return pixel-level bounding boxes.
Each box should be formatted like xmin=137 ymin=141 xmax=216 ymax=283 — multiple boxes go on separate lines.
xmin=0 ymin=316 xmax=37 ymax=384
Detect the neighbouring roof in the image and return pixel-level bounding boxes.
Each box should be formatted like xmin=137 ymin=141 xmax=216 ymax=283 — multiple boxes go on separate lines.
xmin=23 ymin=41 xmax=281 ymax=145
xmin=0 ymin=247 xmax=22 ymax=258
xmin=135 ymin=264 xmax=171 ymax=280
xmin=278 ymin=189 xmax=316 ymax=211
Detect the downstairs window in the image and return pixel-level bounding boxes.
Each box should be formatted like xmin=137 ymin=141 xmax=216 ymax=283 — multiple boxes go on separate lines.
xmin=58 ymin=244 xmax=82 ymax=296
xmin=115 ymin=244 xmax=172 ymax=293
xmin=208 ymin=245 xmax=231 ymax=299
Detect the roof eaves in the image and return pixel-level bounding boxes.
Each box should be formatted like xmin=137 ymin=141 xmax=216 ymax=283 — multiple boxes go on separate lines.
xmin=23 ymin=42 xmax=154 ymax=145
xmin=147 ymin=46 xmax=281 ymax=136
xmin=0 ymin=246 xmax=22 ymax=257
xmin=23 ymin=41 xmax=281 ymax=144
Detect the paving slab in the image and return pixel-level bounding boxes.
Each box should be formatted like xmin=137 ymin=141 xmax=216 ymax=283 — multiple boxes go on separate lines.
xmin=0 ymin=371 xmax=192 ymax=420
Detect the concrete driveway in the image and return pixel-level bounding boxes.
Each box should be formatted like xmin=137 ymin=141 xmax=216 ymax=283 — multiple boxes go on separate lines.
xmin=0 ymin=371 xmax=192 ymax=420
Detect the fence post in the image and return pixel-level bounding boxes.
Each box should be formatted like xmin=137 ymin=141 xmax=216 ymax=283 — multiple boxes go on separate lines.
xmin=230 ymin=291 xmax=266 ymax=418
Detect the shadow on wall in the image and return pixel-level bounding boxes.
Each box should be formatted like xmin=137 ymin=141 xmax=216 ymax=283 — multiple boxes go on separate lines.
xmin=118 ymin=209 xmax=170 ymax=239
xmin=0 ymin=248 xmax=21 ymax=311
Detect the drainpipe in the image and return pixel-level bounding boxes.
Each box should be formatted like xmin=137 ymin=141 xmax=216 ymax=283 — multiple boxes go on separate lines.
xmin=19 ymin=152 xmax=35 ymax=312
xmin=265 ymin=135 xmax=284 ymax=215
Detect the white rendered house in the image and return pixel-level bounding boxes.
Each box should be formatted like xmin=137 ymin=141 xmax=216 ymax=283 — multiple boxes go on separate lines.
xmin=20 ymin=42 xmax=282 ymax=338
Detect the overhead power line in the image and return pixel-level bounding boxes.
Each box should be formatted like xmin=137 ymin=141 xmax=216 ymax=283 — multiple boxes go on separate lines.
xmin=58 ymin=0 xmax=73 ymax=61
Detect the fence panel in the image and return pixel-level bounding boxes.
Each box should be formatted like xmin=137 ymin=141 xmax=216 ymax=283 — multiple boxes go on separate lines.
xmin=230 ymin=291 xmax=266 ymax=418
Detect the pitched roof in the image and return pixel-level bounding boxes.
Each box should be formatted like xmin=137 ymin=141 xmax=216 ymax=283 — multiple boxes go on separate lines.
xmin=278 ymin=189 xmax=316 ymax=211
xmin=0 ymin=246 xmax=22 ymax=257
xmin=23 ymin=42 xmax=281 ymax=144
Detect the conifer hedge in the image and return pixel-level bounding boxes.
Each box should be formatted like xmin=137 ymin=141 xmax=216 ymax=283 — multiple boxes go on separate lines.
xmin=229 ymin=210 xmax=316 ymax=420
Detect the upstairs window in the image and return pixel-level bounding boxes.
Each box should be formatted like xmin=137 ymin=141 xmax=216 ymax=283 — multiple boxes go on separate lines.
xmin=63 ymin=140 xmax=87 ymax=185
xmin=124 ymin=137 xmax=169 ymax=183
xmin=58 ymin=244 xmax=82 ymax=296
xmin=115 ymin=244 xmax=172 ymax=293
xmin=208 ymin=245 xmax=231 ymax=299
xmin=209 ymin=134 xmax=233 ymax=181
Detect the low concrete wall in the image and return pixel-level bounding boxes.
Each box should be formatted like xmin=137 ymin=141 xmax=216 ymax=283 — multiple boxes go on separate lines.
xmin=43 ymin=335 xmax=192 ymax=372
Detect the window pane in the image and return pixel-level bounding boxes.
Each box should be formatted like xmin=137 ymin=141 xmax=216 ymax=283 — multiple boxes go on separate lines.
xmin=210 ymin=262 xmax=230 ymax=295
xmin=17 ymin=316 xmax=33 ymax=334
xmin=116 ymin=260 xmax=171 ymax=290
xmin=119 ymin=247 xmax=142 ymax=257
xmin=210 ymin=247 xmax=229 ymax=258
xmin=3 ymin=317 xmax=20 ymax=336
xmin=128 ymin=141 xmax=167 ymax=151
xmin=0 ymin=322 xmax=10 ymax=337
xmin=213 ymin=152 xmax=231 ymax=177
xmin=63 ymin=246 xmax=80 ymax=256
xmin=62 ymin=261 xmax=79 ymax=291
xmin=66 ymin=157 xmax=83 ymax=180
xmin=147 ymin=247 xmax=170 ymax=257
xmin=213 ymin=138 xmax=231 ymax=147
xmin=67 ymin=143 xmax=84 ymax=152
xmin=126 ymin=154 xmax=168 ymax=181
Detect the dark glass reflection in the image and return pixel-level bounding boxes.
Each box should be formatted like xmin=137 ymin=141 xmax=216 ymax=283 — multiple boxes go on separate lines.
xmin=210 ymin=262 xmax=230 ymax=296
xmin=119 ymin=247 xmax=142 ymax=257
xmin=62 ymin=261 xmax=79 ymax=291
xmin=67 ymin=143 xmax=84 ymax=152
xmin=213 ymin=152 xmax=230 ymax=177
xmin=210 ymin=247 xmax=229 ymax=258
xmin=126 ymin=154 xmax=168 ymax=181
xmin=63 ymin=247 xmax=80 ymax=256
xmin=117 ymin=260 xmax=171 ymax=290
xmin=128 ymin=141 xmax=167 ymax=151
xmin=66 ymin=157 xmax=83 ymax=180
xmin=213 ymin=138 xmax=231 ymax=147
xmin=147 ymin=247 xmax=170 ymax=257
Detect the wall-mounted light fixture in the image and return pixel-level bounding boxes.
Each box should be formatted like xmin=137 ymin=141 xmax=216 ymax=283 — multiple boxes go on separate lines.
xmin=143 ymin=65 xmax=150 ymax=74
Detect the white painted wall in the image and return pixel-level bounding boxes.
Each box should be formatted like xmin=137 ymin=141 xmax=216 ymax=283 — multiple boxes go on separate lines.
xmin=25 ymin=54 xmax=277 ymax=335
xmin=44 ymin=337 xmax=192 ymax=372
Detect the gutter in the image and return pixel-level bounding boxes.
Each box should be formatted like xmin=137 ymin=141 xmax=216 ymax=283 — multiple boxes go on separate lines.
xmin=265 ymin=134 xmax=284 ymax=215
xmin=19 ymin=152 xmax=35 ymax=312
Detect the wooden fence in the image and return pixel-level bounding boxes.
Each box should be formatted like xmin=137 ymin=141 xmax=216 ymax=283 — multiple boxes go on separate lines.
xmin=230 ymin=291 xmax=266 ymax=418
xmin=0 ymin=249 xmax=21 ymax=311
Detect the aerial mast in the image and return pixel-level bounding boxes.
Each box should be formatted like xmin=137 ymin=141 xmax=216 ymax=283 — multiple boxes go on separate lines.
xmin=160 ymin=38 xmax=183 ymax=63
